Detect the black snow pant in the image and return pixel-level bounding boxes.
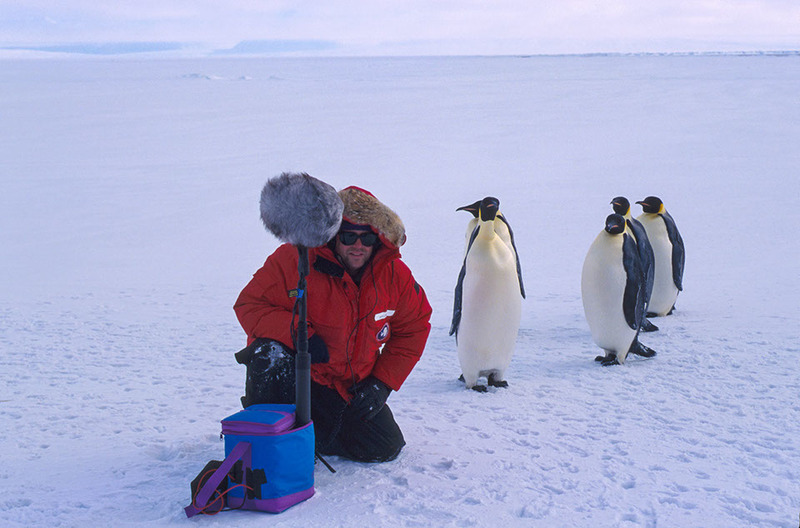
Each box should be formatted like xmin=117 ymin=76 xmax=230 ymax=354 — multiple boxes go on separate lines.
xmin=237 ymin=339 xmax=405 ymax=463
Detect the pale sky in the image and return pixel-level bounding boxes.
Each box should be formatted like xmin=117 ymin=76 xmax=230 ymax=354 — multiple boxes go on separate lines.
xmin=2 ymin=1 xmax=799 ymax=55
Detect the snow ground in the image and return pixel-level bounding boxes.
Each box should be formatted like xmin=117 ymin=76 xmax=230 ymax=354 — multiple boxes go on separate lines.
xmin=1 ymin=55 xmax=799 ymax=527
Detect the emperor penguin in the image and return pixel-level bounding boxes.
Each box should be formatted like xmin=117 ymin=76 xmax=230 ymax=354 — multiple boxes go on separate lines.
xmin=635 ymin=196 xmax=685 ymax=317
xmin=581 ymin=214 xmax=657 ymax=366
xmin=450 ymin=196 xmax=525 ymax=391
xmin=456 ymin=200 xmax=525 ymax=297
xmin=611 ymin=197 xmax=658 ymax=332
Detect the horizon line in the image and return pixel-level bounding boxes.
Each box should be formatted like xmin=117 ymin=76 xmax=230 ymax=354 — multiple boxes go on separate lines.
xmin=1 ymin=40 xmax=799 ymax=59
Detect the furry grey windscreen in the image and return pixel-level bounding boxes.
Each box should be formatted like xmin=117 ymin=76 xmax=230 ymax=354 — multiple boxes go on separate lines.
xmin=260 ymin=172 xmax=344 ymax=247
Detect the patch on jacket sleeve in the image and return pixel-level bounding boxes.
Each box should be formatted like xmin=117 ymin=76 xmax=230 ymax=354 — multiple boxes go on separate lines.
xmin=374 ymin=309 xmax=395 ymax=321
xmin=376 ymin=322 xmax=390 ymax=342
xmin=288 ymin=288 xmax=304 ymax=299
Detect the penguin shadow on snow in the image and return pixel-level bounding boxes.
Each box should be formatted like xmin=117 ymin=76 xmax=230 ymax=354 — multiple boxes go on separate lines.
xmin=450 ymin=197 xmax=526 ymax=392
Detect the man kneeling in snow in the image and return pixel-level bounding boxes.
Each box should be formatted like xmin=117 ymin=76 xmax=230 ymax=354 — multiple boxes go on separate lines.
xmin=234 ymin=186 xmax=432 ymax=463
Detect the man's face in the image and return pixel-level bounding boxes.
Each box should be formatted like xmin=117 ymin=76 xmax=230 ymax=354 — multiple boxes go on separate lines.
xmin=335 ymin=230 xmax=375 ymax=275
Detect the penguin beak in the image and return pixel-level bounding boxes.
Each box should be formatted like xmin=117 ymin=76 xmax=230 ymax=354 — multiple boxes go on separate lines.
xmin=457 ymin=200 xmax=481 ymax=217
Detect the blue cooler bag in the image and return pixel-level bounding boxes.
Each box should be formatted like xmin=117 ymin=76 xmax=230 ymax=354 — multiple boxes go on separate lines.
xmin=185 ymin=403 xmax=315 ymax=517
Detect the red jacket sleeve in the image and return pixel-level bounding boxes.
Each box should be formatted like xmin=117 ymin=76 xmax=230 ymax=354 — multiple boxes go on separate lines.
xmin=371 ymin=261 xmax=433 ymax=391
xmin=233 ymin=244 xmax=299 ymax=348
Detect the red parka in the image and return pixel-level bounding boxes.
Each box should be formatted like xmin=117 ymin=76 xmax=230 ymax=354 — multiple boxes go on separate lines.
xmin=234 ymin=188 xmax=432 ymax=401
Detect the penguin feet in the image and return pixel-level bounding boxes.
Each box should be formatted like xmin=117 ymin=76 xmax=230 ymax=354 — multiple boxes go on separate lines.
xmin=640 ymin=319 xmax=659 ymax=332
xmin=630 ymin=341 xmax=657 ymax=358
xmin=599 ymin=354 xmax=620 ymax=366
xmin=459 ymin=374 xmax=487 ymax=392
xmin=487 ymin=373 xmax=508 ymax=388
xmin=646 ymin=306 xmax=676 ymax=318
xmin=460 ymin=373 xmax=505 ymax=391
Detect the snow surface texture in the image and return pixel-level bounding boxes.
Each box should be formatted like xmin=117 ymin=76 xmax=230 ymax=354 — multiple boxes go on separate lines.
xmin=1 ymin=56 xmax=799 ymax=527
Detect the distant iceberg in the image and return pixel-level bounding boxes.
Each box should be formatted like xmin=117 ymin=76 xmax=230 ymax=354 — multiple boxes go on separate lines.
xmin=215 ymin=39 xmax=338 ymax=55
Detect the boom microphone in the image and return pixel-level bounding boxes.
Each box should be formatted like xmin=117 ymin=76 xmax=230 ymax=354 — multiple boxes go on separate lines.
xmin=260 ymin=172 xmax=344 ymax=247
xmin=258 ymin=172 xmax=343 ymax=427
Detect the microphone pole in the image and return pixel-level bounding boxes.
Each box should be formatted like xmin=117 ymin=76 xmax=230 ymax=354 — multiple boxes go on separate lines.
xmin=294 ymin=245 xmax=311 ymax=427
xmin=258 ymin=172 xmax=343 ymax=428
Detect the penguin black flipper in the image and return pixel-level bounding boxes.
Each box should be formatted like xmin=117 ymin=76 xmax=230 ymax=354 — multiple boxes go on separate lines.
xmin=449 ymin=261 xmax=467 ymax=338
xmin=496 ymin=214 xmax=526 ymax=299
xmin=626 ymin=218 xmax=655 ymax=299
xmin=626 ymin=217 xmax=658 ymax=331
xmin=621 ymin=233 xmax=645 ymax=331
xmin=662 ymin=211 xmax=685 ymax=291
xmin=450 ymin=225 xmax=481 ymax=338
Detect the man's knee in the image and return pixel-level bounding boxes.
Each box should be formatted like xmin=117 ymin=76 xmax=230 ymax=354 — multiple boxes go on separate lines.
xmin=307 ymin=382 xmax=406 ymax=463
xmin=354 ymin=404 xmax=406 ymax=462
xmin=333 ymin=404 xmax=406 ymax=463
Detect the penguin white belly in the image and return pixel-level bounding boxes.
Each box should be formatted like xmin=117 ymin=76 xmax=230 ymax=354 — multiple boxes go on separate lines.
xmin=581 ymin=233 xmax=636 ymax=362
xmin=457 ymin=239 xmax=521 ymax=388
xmin=463 ymin=217 xmax=513 ymax=256
xmin=639 ymin=216 xmax=678 ymax=316
xmin=464 ymin=217 xmax=514 ymax=255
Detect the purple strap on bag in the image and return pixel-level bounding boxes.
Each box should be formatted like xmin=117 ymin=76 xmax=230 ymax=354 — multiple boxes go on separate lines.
xmin=184 ymin=442 xmax=251 ymax=518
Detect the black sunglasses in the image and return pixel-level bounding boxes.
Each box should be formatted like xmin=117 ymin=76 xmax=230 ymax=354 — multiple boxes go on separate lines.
xmin=337 ymin=231 xmax=379 ymax=247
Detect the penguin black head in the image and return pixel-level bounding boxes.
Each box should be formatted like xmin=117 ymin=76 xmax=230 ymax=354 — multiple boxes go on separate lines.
xmin=636 ymin=196 xmax=664 ymax=214
xmin=604 ymin=214 xmax=626 ymax=235
xmin=456 ymin=200 xmax=481 ymax=218
xmin=479 ymin=196 xmax=500 ymax=222
xmin=610 ymin=196 xmax=630 ymax=216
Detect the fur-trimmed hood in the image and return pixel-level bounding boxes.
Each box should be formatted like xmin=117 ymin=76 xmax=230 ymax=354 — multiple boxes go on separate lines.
xmin=338 ymin=186 xmax=406 ymax=249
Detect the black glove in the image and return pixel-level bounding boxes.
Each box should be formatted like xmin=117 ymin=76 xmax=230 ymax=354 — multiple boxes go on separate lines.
xmin=306 ymin=334 xmax=329 ymax=364
xmin=348 ymin=376 xmax=391 ymax=421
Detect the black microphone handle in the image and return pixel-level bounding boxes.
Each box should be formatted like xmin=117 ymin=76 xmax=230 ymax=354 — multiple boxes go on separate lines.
xmin=294 ymin=246 xmax=311 ymax=427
